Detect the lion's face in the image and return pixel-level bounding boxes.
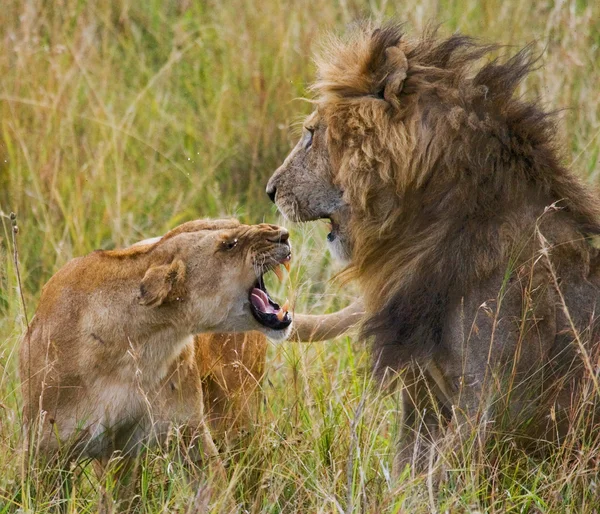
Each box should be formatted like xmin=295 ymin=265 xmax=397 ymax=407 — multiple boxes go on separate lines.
xmin=136 ymin=220 xmax=293 ymax=340
xmin=266 ymin=111 xmax=353 ymax=263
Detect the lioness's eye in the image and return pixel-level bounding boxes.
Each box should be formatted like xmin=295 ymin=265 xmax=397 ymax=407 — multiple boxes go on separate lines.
xmin=222 ymin=239 xmax=238 ymax=250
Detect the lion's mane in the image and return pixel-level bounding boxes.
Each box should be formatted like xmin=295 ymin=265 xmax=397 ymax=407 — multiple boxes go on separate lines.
xmin=313 ymin=23 xmax=600 ymax=372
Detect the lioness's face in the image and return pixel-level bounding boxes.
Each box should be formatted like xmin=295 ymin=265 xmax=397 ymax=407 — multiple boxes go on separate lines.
xmin=266 ymin=111 xmax=352 ymax=263
xmin=138 ymin=221 xmax=293 ymax=340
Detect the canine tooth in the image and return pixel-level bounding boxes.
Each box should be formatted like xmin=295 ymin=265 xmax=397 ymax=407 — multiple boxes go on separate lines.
xmin=283 ymin=261 xmax=291 ymax=272
xmin=282 ymin=299 xmax=290 ymax=312
xmin=273 ymin=266 xmax=284 ymax=282
xmin=276 ymin=309 xmax=286 ymax=321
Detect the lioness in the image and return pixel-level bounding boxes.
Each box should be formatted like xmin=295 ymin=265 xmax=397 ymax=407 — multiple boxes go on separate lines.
xmin=267 ymin=23 xmax=600 ymax=472
xmin=20 ymin=218 xmax=294 ymax=470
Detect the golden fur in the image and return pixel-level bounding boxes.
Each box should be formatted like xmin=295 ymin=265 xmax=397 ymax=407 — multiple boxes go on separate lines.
xmin=311 ymin=23 xmax=600 ymax=366
xmin=119 ymin=238 xmax=364 ymax=439
xmin=268 ymin=22 xmax=600 ymax=471
xmin=21 ymin=215 xmax=364 ymax=481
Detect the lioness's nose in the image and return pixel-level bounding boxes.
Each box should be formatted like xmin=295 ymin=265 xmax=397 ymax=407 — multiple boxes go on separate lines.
xmin=267 ymin=228 xmax=289 ymax=244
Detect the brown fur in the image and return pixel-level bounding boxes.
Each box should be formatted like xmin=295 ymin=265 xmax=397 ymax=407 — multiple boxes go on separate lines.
xmin=267 ymin=22 xmax=600 ymax=471
xmin=313 ymin=24 xmax=600 ymax=367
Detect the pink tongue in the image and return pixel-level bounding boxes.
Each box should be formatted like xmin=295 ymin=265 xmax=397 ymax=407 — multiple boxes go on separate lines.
xmin=250 ymin=288 xmax=277 ymax=314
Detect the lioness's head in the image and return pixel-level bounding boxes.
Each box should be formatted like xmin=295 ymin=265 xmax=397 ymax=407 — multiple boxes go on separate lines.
xmin=131 ymin=219 xmax=293 ymax=340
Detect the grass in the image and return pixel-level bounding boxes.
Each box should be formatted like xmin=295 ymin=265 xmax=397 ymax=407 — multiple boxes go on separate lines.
xmin=1 ymin=0 xmax=600 ymax=511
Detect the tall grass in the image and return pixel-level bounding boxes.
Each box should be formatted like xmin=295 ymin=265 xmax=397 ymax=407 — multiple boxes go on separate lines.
xmin=1 ymin=0 xmax=599 ymax=511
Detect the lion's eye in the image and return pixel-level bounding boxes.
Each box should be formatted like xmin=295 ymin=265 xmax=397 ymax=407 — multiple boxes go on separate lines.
xmin=304 ymin=127 xmax=314 ymax=149
xmin=222 ymin=239 xmax=238 ymax=250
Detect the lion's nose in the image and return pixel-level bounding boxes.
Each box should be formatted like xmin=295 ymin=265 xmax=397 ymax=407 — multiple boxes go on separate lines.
xmin=266 ymin=184 xmax=277 ymax=203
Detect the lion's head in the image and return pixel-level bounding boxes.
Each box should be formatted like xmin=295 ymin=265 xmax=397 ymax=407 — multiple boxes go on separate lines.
xmin=266 ymin=24 xmax=418 ymax=265
xmin=267 ymin=110 xmax=351 ymax=262
xmin=267 ymin=22 xmax=600 ymax=369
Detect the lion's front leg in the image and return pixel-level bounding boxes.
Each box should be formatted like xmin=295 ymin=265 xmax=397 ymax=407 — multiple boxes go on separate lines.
xmin=431 ymin=267 xmax=556 ymax=475
xmin=444 ymin=374 xmax=492 ymax=466
xmin=420 ymin=359 xmax=495 ymax=492
xmin=393 ymin=367 xmax=447 ymax=478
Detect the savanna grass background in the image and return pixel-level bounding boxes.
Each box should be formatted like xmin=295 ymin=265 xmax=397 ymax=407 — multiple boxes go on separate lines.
xmin=1 ymin=0 xmax=600 ymax=512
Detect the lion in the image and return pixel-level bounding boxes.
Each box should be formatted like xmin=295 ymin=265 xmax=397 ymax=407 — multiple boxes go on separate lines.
xmin=267 ymin=23 xmax=600 ymax=472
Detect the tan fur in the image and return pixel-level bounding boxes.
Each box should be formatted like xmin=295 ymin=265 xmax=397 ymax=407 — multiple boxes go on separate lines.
xmin=268 ymin=22 xmax=600 ymax=472
xmin=195 ymin=332 xmax=266 ymax=435
xmin=116 ymin=236 xmax=363 ymax=442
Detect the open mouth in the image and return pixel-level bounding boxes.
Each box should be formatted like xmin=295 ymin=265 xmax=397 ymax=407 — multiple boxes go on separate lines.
xmin=323 ymin=217 xmax=338 ymax=242
xmin=249 ymin=254 xmax=292 ymax=331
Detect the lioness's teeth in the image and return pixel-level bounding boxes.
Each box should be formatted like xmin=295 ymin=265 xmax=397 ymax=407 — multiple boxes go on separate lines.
xmin=283 ymin=261 xmax=291 ymax=272
xmin=276 ymin=300 xmax=289 ymax=321
xmin=273 ymin=266 xmax=284 ymax=282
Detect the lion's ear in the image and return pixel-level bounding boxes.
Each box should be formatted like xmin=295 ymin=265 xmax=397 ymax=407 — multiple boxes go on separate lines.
xmin=383 ymin=46 xmax=408 ymax=109
xmin=138 ymin=259 xmax=186 ymax=307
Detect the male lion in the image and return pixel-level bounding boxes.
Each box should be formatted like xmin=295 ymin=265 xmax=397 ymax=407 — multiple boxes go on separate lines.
xmin=267 ymin=23 xmax=600 ymax=471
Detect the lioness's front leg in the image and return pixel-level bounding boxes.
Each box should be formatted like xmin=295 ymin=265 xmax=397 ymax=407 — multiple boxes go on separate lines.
xmin=194 ymin=300 xmax=364 ymax=439
xmin=156 ymin=343 xmax=227 ymax=481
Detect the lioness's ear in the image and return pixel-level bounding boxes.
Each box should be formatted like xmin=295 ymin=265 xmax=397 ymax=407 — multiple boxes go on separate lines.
xmin=138 ymin=260 xmax=186 ymax=307
xmin=383 ymin=46 xmax=408 ymax=109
